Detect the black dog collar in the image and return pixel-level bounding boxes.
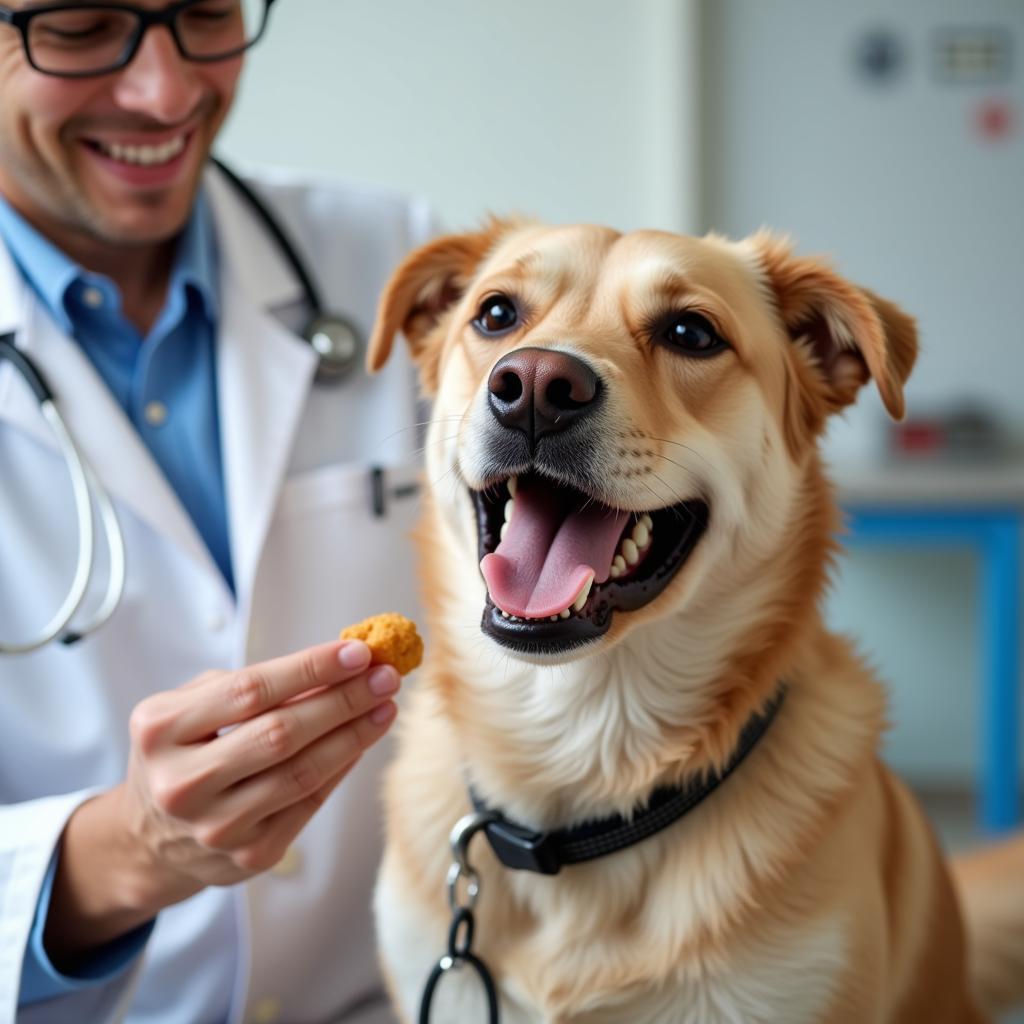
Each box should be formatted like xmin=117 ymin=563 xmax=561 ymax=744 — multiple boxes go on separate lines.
xmin=470 ymin=686 xmax=787 ymax=875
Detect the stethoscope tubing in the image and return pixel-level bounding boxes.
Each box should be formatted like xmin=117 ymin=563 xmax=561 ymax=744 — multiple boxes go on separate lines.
xmin=211 ymin=156 xmax=327 ymax=314
xmin=211 ymin=157 xmax=363 ymax=383
xmin=64 ymin=454 xmax=127 ymax=646
xmin=0 ymin=336 xmax=126 ymax=653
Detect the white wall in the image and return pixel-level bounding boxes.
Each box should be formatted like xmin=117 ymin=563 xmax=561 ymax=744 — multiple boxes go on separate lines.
xmin=220 ymin=0 xmax=700 ymax=234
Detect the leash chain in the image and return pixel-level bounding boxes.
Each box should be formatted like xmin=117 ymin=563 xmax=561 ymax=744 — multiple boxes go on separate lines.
xmin=418 ymin=811 xmax=501 ymax=1024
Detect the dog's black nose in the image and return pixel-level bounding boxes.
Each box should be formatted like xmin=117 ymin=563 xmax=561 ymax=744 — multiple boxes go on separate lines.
xmin=487 ymin=347 xmax=601 ymax=442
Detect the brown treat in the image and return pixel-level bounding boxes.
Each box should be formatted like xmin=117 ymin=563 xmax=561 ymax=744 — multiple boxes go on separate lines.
xmin=339 ymin=613 xmax=424 ymax=676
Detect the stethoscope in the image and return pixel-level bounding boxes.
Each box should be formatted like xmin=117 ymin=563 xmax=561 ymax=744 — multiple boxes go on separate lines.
xmin=0 ymin=158 xmax=365 ymax=655
xmin=210 ymin=157 xmax=364 ymax=383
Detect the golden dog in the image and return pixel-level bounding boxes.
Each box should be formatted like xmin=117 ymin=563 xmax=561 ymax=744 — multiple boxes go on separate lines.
xmin=367 ymin=220 xmax=1023 ymax=1023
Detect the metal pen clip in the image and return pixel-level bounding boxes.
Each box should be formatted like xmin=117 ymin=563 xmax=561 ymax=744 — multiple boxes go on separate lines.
xmin=369 ymin=465 xmax=421 ymax=518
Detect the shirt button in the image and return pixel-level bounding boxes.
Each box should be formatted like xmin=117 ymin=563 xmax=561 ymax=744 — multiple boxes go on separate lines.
xmin=143 ymin=400 xmax=168 ymax=427
xmin=271 ymin=845 xmax=302 ymax=877
xmin=81 ymin=285 xmax=104 ymax=308
xmin=250 ymin=996 xmax=282 ymax=1024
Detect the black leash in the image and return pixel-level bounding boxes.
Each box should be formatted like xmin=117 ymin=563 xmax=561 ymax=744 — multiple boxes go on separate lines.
xmin=419 ymin=812 xmax=501 ymax=1024
xmin=418 ymin=909 xmax=499 ymax=1023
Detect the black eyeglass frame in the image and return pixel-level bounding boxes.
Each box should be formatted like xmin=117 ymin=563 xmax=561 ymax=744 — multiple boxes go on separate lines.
xmin=0 ymin=0 xmax=276 ymax=78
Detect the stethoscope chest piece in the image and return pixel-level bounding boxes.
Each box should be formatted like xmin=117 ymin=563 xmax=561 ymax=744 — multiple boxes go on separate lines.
xmin=304 ymin=312 xmax=362 ymax=383
xmin=210 ymin=157 xmax=365 ymax=384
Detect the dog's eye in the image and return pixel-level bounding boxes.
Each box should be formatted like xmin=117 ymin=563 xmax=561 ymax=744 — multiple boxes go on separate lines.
xmin=474 ymin=295 xmax=519 ymax=335
xmin=658 ymin=313 xmax=728 ymax=357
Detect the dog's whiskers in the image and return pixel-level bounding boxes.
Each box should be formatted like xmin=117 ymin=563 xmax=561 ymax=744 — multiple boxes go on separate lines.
xmin=429 ymin=464 xmax=462 ymax=500
xmin=648 ymin=451 xmax=705 ymax=489
xmin=644 ymin=435 xmax=713 ymax=470
xmin=371 ymin=417 xmax=465 ymax=448
xmin=642 ymin=474 xmax=693 ymax=523
xmin=412 ymin=432 xmax=462 ymax=459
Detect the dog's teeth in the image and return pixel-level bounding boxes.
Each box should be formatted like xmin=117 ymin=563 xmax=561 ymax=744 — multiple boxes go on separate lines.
xmin=621 ymin=538 xmax=639 ymax=566
xmin=550 ymin=615 xmax=559 ymax=621
xmin=503 ymin=499 xmax=514 ymax=523
xmin=559 ymin=608 xmax=571 ymax=619
xmin=507 ymin=476 xmax=517 ymax=497
xmin=632 ymin=520 xmax=650 ymax=548
xmin=640 ymin=514 xmax=653 ymax=531
xmin=612 ymin=554 xmax=626 ymax=573
xmin=610 ymin=565 xmax=622 ymax=578
xmin=571 ymin=574 xmax=594 ymax=612
xmin=500 ymin=522 xmax=509 ymax=541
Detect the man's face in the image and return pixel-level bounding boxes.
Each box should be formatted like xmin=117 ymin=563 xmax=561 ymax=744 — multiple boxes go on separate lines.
xmin=0 ymin=1 xmax=244 ymax=250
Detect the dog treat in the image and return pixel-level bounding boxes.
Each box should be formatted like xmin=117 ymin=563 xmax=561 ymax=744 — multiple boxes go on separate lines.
xmin=339 ymin=612 xmax=424 ymax=676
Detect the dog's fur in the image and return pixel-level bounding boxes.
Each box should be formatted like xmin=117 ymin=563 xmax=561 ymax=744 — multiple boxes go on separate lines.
xmin=367 ymin=221 xmax=1023 ymax=1023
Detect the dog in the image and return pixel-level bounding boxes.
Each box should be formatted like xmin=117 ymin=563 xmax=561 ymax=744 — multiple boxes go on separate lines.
xmin=366 ymin=220 xmax=1023 ymax=1023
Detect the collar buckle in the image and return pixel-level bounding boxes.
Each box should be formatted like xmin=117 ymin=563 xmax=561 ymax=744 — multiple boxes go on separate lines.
xmin=483 ymin=818 xmax=562 ymax=875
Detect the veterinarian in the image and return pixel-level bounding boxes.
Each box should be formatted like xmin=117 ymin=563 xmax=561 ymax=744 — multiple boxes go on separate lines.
xmin=0 ymin=1 xmax=430 ymax=1021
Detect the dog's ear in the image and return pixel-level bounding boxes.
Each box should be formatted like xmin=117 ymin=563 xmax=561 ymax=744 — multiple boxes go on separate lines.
xmin=750 ymin=232 xmax=918 ymax=447
xmin=366 ymin=220 xmax=514 ymax=393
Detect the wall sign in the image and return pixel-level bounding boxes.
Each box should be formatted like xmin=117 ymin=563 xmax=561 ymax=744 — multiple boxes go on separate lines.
xmin=933 ymin=27 xmax=1012 ymax=85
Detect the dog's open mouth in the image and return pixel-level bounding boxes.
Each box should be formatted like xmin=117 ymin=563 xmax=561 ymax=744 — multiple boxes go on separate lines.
xmin=474 ymin=473 xmax=709 ymax=653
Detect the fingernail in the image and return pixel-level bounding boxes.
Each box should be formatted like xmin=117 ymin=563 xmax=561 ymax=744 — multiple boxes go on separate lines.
xmin=368 ymin=665 xmax=400 ymax=697
xmin=339 ymin=641 xmax=371 ymax=671
xmin=370 ymin=701 xmax=397 ymax=725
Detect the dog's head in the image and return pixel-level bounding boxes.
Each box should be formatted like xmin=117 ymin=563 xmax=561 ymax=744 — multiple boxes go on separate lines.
xmin=369 ymin=221 xmax=916 ymax=669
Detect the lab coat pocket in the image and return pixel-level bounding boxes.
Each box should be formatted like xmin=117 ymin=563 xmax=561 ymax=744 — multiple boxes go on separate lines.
xmin=247 ymin=461 xmax=423 ymax=660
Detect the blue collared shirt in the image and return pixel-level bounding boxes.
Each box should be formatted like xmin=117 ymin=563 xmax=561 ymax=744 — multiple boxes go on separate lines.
xmin=0 ymin=191 xmax=233 ymax=591
xmin=0 ymin=193 xmax=233 ymax=1006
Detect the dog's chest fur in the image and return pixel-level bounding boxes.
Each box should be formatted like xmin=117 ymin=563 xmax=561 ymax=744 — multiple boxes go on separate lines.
xmin=377 ymin=871 xmax=846 ymax=1024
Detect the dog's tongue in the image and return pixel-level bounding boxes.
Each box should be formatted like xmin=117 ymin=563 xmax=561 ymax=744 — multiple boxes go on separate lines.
xmin=480 ymin=479 xmax=629 ymax=618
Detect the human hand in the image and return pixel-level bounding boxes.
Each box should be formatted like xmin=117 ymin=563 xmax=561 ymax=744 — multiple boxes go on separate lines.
xmin=124 ymin=639 xmax=399 ymax=896
xmin=45 ymin=640 xmax=398 ymax=960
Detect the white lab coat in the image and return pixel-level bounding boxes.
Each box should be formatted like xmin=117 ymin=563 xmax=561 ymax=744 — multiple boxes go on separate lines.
xmin=0 ymin=166 xmax=433 ymax=1024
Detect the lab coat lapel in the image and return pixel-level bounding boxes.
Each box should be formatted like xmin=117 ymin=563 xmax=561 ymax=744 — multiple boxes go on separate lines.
xmin=207 ymin=167 xmax=317 ymax=609
xmin=216 ymin=267 xmax=317 ymax=612
xmin=0 ymin=251 xmax=219 ymax=581
xmin=0 ymin=240 xmax=21 ymax=338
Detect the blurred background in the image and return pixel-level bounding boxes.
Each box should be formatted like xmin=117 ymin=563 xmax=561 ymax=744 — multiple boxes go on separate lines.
xmin=220 ymin=0 xmax=1023 ymax=843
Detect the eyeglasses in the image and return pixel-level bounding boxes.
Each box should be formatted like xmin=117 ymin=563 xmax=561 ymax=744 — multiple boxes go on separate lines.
xmin=0 ymin=0 xmax=276 ymax=78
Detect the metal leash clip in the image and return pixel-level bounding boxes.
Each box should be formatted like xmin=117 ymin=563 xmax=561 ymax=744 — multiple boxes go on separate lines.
xmin=418 ymin=811 xmax=501 ymax=1024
